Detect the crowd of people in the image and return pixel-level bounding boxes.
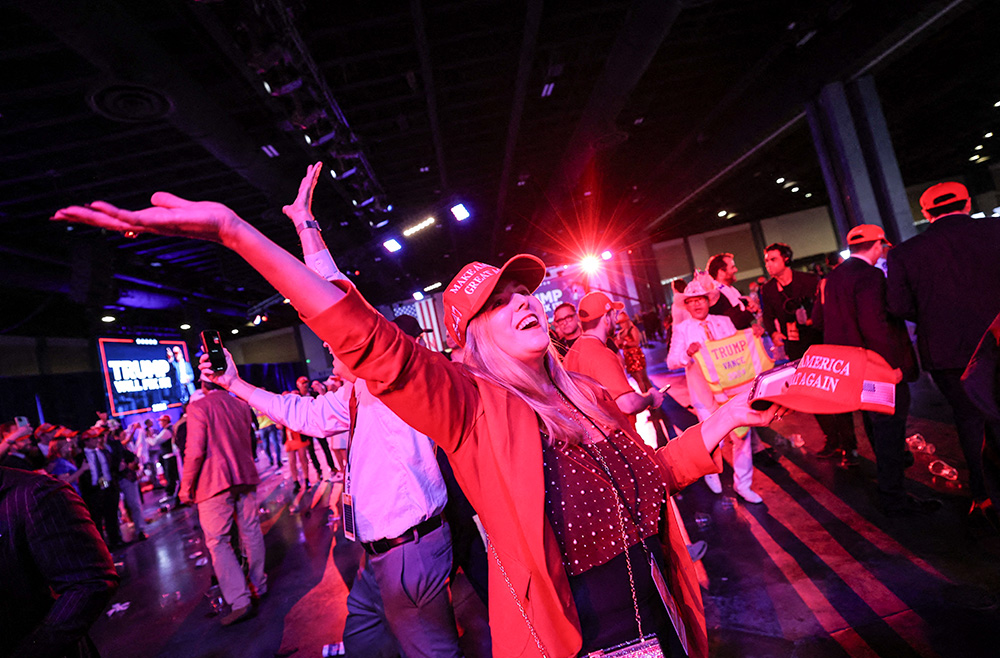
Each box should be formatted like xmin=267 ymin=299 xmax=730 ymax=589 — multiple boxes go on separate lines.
xmin=3 ymin=167 xmax=997 ymax=657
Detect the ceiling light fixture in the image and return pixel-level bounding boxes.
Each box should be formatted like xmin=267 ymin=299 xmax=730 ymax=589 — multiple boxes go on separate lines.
xmin=970 ymin=154 xmax=979 ymax=161
xmin=975 ymin=145 xmax=984 ymax=150
xmin=413 ymin=291 xmax=425 ymax=301
xmin=717 ymin=210 xmax=727 ymax=217
xmin=423 ymin=282 xmax=442 ymax=292
xmin=805 ymin=193 xmax=813 ymax=198
xmin=601 ymin=251 xmax=613 ymax=261
xmin=451 ymin=203 xmax=470 ymax=221
xmin=383 ymin=239 xmax=402 ymax=253
xmin=231 ymin=329 xmax=239 ymax=335
xmin=986 ymin=132 xmax=994 ymax=138
xmin=180 ymin=323 xmax=191 ymax=330
xmin=261 ymin=145 xmax=279 ymax=158
xmin=375 ymin=219 xmax=389 ymax=228
xmin=791 ymin=186 xmax=800 ymax=192
xmin=541 ymin=82 xmax=555 ymax=98
xmin=101 ymin=315 xmax=115 ymax=323
xmin=403 ymin=217 xmax=435 ymax=237
xmin=776 ymin=177 xmax=785 ymax=184
xmin=580 ymin=255 xmax=601 ymax=274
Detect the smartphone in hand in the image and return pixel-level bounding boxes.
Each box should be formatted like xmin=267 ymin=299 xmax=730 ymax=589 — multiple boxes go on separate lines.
xmin=200 ymin=330 xmax=227 ymax=372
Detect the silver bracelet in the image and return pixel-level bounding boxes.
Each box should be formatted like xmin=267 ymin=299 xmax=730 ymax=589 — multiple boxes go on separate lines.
xmin=296 ymin=220 xmax=321 ymax=233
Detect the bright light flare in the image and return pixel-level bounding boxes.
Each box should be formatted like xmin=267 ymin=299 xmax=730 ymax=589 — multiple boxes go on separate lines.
xmin=580 ymin=255 xmax=601 ymax=274
xmin=601 ymin=250 xmax=613 ymax=260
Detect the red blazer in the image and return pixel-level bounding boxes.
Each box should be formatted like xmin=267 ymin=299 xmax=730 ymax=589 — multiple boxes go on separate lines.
xmin=306 ymin=283 xmax=722 ymax=658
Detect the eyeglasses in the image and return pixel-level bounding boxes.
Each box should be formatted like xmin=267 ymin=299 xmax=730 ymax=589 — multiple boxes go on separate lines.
xmin=553 ymin=315 xmax=575 ymax=324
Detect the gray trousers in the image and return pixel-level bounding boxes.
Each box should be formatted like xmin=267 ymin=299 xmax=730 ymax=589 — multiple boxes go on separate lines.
xmin=344 ymin=521 xmax=462 ymax=658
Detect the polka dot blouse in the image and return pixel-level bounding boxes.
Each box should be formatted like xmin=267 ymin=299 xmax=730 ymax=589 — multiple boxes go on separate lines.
xmin=542 ymin=429 xmax=666 ymax=576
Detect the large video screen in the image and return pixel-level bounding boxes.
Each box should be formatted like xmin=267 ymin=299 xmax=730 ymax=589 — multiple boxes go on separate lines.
xmin=98 ymin=338 xmax=196 ymax=416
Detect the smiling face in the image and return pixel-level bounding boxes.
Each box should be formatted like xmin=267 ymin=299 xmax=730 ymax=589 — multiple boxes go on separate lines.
xmin=476 ymin=278 xmax=551 ymax=366
xmin=719 ymin=256 xmax=738 ymax=285
xmin=684 ymin=295 xmax=711 ymax=321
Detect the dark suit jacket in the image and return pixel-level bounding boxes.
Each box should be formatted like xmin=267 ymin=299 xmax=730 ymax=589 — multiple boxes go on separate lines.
xmin=887 ymin=213 xmax=1000 ymax=371
xmin=0 ymin=467 xmax=119 ymax=658
xmin=180 ymin=390 xmax=258 ymax=504
xmin=708 ymin=285 xmax=755 ymax=329
xmin=814 ymin=256 xmax=917 ymax=380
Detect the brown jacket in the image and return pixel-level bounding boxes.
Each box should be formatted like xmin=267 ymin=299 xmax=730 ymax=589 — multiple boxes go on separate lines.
xmin=180 ymin=390 xmax=258 ymax=504
xmin=306 ymin=283 xmax=722 ymax=658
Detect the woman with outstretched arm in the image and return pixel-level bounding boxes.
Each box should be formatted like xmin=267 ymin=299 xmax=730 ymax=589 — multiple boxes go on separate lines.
xmin=54 ymin=164 xmax=786 ymax=658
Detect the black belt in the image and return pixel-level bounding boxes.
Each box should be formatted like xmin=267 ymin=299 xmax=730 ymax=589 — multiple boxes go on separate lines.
xmin=361 ymin=513 xmax=444 ymax=555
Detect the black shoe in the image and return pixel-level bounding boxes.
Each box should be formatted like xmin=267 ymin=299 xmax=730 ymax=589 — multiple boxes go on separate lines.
xmin=839 ymin=450 xmax=861 ymax=468
xmin=816 ymin=444 xmax=842 ymax=459
xmin=753 ymin=448 xmax=779 ymax=468
xmin=883 ymin=495 xmax=943 ymax=518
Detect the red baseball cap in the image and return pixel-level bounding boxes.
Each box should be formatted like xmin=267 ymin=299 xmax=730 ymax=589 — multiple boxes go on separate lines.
xmin=443 ymin=254 xmax=546 ymax=347
xmin=751 ymin=344 xmax=899 ymax=415
xmin=919 ymin=181 xmax=970 ymax=213
xmin=846 ymin=224 xmax=890 ymax=246
xmin=577 ymin=291 xmax=624 ymax=321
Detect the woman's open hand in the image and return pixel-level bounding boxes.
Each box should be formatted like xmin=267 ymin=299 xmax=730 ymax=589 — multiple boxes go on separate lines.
xmin=52 ymin=193 xmax=243 ymax=245
xmin=282 ymin=162 xmax=322 ymax=228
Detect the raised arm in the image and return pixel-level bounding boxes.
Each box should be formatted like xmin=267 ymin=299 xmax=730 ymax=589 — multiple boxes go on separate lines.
xmin=53 ymin=189 xmax=344 ymax=319
xmin=283 ymin=162 xmax=349 ymax=282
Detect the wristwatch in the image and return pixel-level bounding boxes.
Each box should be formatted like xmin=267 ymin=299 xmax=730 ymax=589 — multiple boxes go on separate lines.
xmin=296 ymin=220 xmax=321 ymax=233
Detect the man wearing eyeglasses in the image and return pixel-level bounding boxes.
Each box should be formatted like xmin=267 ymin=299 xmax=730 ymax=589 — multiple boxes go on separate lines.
xmin=550 ymin=301 xmax=582 ymax=357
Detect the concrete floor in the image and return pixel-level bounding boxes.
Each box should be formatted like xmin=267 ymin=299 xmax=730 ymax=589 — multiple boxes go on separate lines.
xmin=89 ymin=342 xmax=1000 ymax=657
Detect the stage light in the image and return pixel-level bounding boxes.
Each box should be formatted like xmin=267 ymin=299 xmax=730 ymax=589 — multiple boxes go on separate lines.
xmin=383 ymin=239 xmax=402 ymax=253
xmin=419 ymin=166 xmax=430 ymax=173
xmin=359 ymin=196 xmax=375 ymax=208
xmin=986 ymin=132 xmax=994 ymax=138
xmin=261 ymin=145 xmax=279 ymax=158
xmin=263 ymin=82 xmax=271 ymax=93
xmin=387 ymin=204 xmax=393 ymax=212
xmin=282 ymin=298 xmax=290 ymax=304
xmin=839 ymin=249 xmax=850 ymax=261
xmin=601 ymin=251 xmax=613 ymax=260
xmin=805 ymin=193 xmax=813 ymax=198
xmin=330 ymin=169 xmax=337 ymax=178
xmin=580 ymin=255 xmax=601 ymax=274
xmin=541 ymin=82 xmax=555 ymax=98
xmin=717 ymin=210 xmax=727 ymax=217
xmin=253 ymin=315 xmax=262 ymax=325
xmin=423 ymin=282 xmax=442 ymax=292
xmin=975 ymin=145 xmax=984 ymax=151
xmin=375 ymin=219 xmax=389 ymax=228
xmin=994 ymin=100 xmax=1000 ymax=108
xmin=970 ymin=155 xmax=979 ymax=161
xmin=403 ymin=217 xmax=435 ymax=237
xmin=180 ymin=324 xmax=191 ymax=330
xmin=101 ymin=315 xmax=115 ymax=323
xmin=304 ymin=135 xmax=312 ymax=145
xmin=791 ymin=186 xmax=800 ymax=192
xmin=231 ymin=329 xmax=239 ymax=335
xmin=451 ymin=203 xmax=470 ymax=221
xmin=776 ymin=177 xmax=785 ymax=184
xmin=341 ymin=167 xmax=357 ymax=179
xmin=413 ymin=291 xmax=425 ymax=301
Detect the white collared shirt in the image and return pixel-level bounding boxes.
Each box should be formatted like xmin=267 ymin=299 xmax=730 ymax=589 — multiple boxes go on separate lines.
xmin=717 ymin=282 xmax=746 ymax=310
xmin=666 ymin=315 xmax=739 ymax=419
xmin=84 ymin=447 xmax=110 ymax=486
xmin=248 ymin=381 xmax=446 ymax=542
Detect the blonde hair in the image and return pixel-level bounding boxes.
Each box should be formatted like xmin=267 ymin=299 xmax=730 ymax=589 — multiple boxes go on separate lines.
xmin=464 ymin=315 xmax=618 ymax=445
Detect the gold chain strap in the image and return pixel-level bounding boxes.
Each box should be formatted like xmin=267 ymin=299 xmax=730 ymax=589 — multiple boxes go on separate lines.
xmin=555 ymin=389 xmax=645 ymax=641
xmin=486 ymin=536 xmax=550 ymax=658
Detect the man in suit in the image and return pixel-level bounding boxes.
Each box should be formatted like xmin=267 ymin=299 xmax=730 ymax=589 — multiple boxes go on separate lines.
xmin=707 ymin=252 xmax=758 ymax=330
xmin=887 ymin=181 xmax=1000 ymax=520
xmin=180 ymin=380 xmax=266 ymax=626
xmin=0 ymin=466 xmax=120 ymax=657
xmin=77 ymin=428 xmax=125 ymax=549
xmin=815 ymin=224 xmax=939 ymax=517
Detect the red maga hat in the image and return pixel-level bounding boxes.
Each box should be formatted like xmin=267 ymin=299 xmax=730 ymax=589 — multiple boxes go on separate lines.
xmin=443 ymin=254 xmax=546 ymax=347
xmin=577 ymin=291 xmax=624 ymax=321
xmin=846 ymin=224 xmax=890 ymax=247
xmin=919 ymin=181 xmax=970 ymax=213
xmin=750 ymin=344 xmax=899 ymax=415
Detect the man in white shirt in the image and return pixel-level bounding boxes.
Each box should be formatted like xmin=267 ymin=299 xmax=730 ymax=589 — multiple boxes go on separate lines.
xmin=202 ymin=331 xmax=458 ymax=657
xmin=667 ymin=280 xmax=763 ymax=503
xmin=197 ymin=161 xmax=463 ymax=658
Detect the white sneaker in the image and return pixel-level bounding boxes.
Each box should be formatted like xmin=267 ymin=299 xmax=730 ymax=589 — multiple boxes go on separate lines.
xmin=704 ymin=474 xmax=722 ymax=494
xmin=735 ymin=486 xmax=763 ymax=504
